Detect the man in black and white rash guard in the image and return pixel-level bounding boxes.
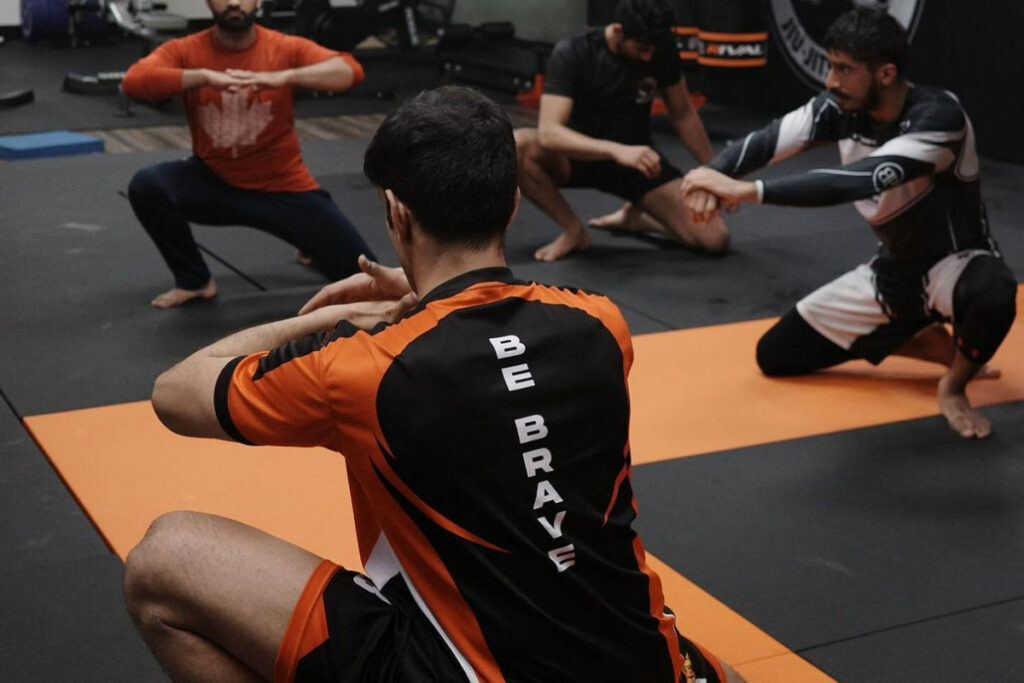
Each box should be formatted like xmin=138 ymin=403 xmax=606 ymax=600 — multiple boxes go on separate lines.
xmin=681 ymin=8 xmax=1017 ymax=439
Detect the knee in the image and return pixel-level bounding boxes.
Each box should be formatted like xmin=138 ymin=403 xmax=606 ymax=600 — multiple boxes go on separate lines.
xmin=127 ymin=166 xmax=165 ymax=207
xmin=123 ymin=511 xmax=197 ymax=622
xmin=955 ymin=258 xmax=1017 ymax=326
xmin=698 ymin=227 xmax=730 ymax=255
xmin=514 ymin=129 xmax=542 ymax=168
xmin=755 ymin=331 xmax=788 ymax=377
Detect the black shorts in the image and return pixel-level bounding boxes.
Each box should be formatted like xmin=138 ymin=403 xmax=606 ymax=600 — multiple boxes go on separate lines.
xmin=277 ymin=562 xmax=727 ymax=683
xmin=564 ymin=150 xmax=683 ymax=204
xmin=275 ymin=560 xmax=467 ymax=683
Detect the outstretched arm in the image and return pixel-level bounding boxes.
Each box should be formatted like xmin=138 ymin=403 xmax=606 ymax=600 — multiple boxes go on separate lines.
xmin=683 ymin=150 xmax=935 ymax=216
xmin=706 ymin=94 xmax=842 ymax=178
xmin=662 ymin=78 xmax=713 ymax=164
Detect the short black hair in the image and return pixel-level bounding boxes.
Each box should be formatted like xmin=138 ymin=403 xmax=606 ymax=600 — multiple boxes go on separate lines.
xmin=612 ymin=0 xmax=674 ymax=43
xmin=363 ymin=86 xmax=517 ymax=248
xmin=824 ymin=8 xmax=908 ymax=74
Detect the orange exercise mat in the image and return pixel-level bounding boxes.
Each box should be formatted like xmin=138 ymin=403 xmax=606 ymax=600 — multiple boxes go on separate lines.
xmin=628 ymin=307 xmax=1024 ymax=465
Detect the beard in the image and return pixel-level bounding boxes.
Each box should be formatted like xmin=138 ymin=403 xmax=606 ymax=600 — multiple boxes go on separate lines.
xmin=213 ymin=7 xmax=256 ymax=33
xmin=830 ymin=80 xmax=881 ymax=111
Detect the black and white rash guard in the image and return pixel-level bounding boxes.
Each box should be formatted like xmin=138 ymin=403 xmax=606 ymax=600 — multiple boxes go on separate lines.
xmin=708 ymin=84 xmax=998 ymax=282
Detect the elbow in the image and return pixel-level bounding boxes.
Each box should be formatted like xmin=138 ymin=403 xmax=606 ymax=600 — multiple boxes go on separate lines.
xmin=120 ymin=70 xmax=141 ymax=98
xmin=332 ymin=57 xmax=363 ymax=90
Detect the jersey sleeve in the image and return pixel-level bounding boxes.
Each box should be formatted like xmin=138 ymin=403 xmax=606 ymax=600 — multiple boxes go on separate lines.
xmin=214 ymin=329 xmax=338 ymax=449
xmin=708 ymin=92 xmax=843 ymax=177
xmin=759 ymin=96 xmax=967 ymax=207
xmin=543 ymin=39 xmax=580 ymax=98
xmin=120 ymin=38 xmax=188 ymax=101
xmin=284 ymin=35 xmax=365 ymax=87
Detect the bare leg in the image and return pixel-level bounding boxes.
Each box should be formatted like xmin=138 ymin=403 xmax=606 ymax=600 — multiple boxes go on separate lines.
xmin=514 ymin=128 xmax=591 ymax=261
xmin=893 ymin=323 xmax=999 ymax=379
xmin=588 ymin=202 xmax=677 ymax=239
xmin=937 ymin=350 xmax=991 ymax=438
xmin=151 ymin=279 xmax=218 ymax=309
xmin=638 ymin=181 xmax=730 ymax=253
xmin=123 ymin=511 xmax=323 ymax=682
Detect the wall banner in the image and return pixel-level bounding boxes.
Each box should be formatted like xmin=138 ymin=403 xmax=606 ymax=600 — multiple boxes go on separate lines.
xmin=768 ymin=0 xmax=925 ymax=88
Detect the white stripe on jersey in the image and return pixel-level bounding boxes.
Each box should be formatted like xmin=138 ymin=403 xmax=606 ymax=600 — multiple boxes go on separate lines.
xmin=838 ymin=138 xmax=877 ymax=164
xmin=771 ymin=99 xmax=816 ymax=164
xmin=854 ymin=175 xmax=934 ymax=225
xmin=956 ymin=116 xmax=980 ymax=180
xmin=732 ymin=132 xmax=754 ymax=174
xmin=869 ymin=131 xmax=961 ymax=171
xmin=809 ymin=168 xmax=872 ymax=177
xmin=365 ymin=533 xmax=478 ymax=683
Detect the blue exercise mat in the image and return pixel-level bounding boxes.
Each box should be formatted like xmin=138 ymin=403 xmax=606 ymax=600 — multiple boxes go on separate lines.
xmin=0 ymin=130 xmax=104 ymax=160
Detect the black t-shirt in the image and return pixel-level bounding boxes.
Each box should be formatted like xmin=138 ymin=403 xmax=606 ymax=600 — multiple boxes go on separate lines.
xmin=544 ymin=29 xmax=683 ymax=145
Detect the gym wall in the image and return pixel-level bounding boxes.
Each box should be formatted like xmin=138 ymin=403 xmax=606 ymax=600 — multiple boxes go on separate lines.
xmin=453 ymin=0 xmax=587 ymax=44
xmin=0 ymin=0 xmax=358 ymax=25
xmin=587 ymin=0 xmax=1023 ymax=165
xmin=1 ymin=0 xmax=18 ymax=25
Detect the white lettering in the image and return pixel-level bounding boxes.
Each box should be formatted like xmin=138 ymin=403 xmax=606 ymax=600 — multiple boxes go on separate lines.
xmin=515 ymin=415 xmax=548 ymax=444
xmin=502 ymin=364 xmax=535 ymax=391
xmin=489 ymin=335 xmax=526 ymax=359
xmin=522 ymin=448 xmax=553 ymax=478
xmin=537 ymin=510 xmax=566 ymax=539
xmin=548 ymin=544 xmax=576 ymax=573
xmin=533 ymin=480 xmax=563 ymax=510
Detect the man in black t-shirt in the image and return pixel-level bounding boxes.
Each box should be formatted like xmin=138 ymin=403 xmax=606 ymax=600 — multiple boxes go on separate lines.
xmin=515 ymin=0 xmax=730 ymax=261
xmin=681 ymin=9 xmax=1017 ymax=439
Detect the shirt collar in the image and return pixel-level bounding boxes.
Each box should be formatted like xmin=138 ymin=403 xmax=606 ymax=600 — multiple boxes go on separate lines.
xmin=416 ymin=267 xmax=524 ymax=306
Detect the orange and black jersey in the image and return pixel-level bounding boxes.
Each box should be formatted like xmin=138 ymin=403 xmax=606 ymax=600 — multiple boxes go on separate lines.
xmin=215 ymin=268 xmax=687 ymax=682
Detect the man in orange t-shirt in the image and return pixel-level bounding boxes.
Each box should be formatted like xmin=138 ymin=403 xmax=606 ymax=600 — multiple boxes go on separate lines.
xmin=122 ymin=0 xmax=375 ymax=308
xmin=123 ymin=86 xmax=744 ymax=683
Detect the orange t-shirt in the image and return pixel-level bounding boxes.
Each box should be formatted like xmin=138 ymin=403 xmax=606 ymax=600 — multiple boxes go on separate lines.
xmin=121 ymin=26 xmax=364 ymax=192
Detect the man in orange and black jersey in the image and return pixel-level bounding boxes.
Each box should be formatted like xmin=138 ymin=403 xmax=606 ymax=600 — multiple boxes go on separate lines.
xmin=124 ymin=86 xmax=745 ymax=683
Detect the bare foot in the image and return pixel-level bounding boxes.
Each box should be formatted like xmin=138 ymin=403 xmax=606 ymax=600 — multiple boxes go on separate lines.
xmin=937 ymin=373 xmax=991 ymax=439
xmin=534 ymin=229 xmax=591 ymax=262
xmin=588 ymin=202 xmax=644 ymax=233
xmin=295 ymin=249 xmax=313 ymax=267
xmin=151 ymin=280 xmax=217 ymax=309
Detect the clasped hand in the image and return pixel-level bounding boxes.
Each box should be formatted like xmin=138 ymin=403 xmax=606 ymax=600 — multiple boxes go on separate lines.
xmin=680 ymin=167 xmax=749 ymax=224
xmin=203 ymin=68 xmax=291 ymax=92
xmin=298 ymin=255 xmax=418 ymax=330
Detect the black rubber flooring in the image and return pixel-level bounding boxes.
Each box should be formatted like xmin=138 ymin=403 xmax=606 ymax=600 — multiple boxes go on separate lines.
xmin=633 ymin=401 xmax=1024 ymax=680
xmin=2 ymin=70 xmax=1024 ymax=682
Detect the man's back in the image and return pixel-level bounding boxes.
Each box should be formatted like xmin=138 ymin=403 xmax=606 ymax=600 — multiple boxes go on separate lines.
xmin=218 ymin=268 xmax=685 ymax=681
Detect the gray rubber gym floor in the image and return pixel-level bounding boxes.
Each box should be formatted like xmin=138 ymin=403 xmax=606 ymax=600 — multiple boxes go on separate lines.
xmin=2 ymin=43 xmax=1024 ymax=683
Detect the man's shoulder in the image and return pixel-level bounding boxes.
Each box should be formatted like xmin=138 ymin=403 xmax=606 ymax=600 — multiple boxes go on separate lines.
xmin=902 ymin=84 xmax=967 ymax=134
xmin=552 ymin=30 xmax=602 ymax=60
xmin=158 ymin=26 xmax=212 ymax=51
xmin=254 ymin=24 xmax=305 ymax=49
